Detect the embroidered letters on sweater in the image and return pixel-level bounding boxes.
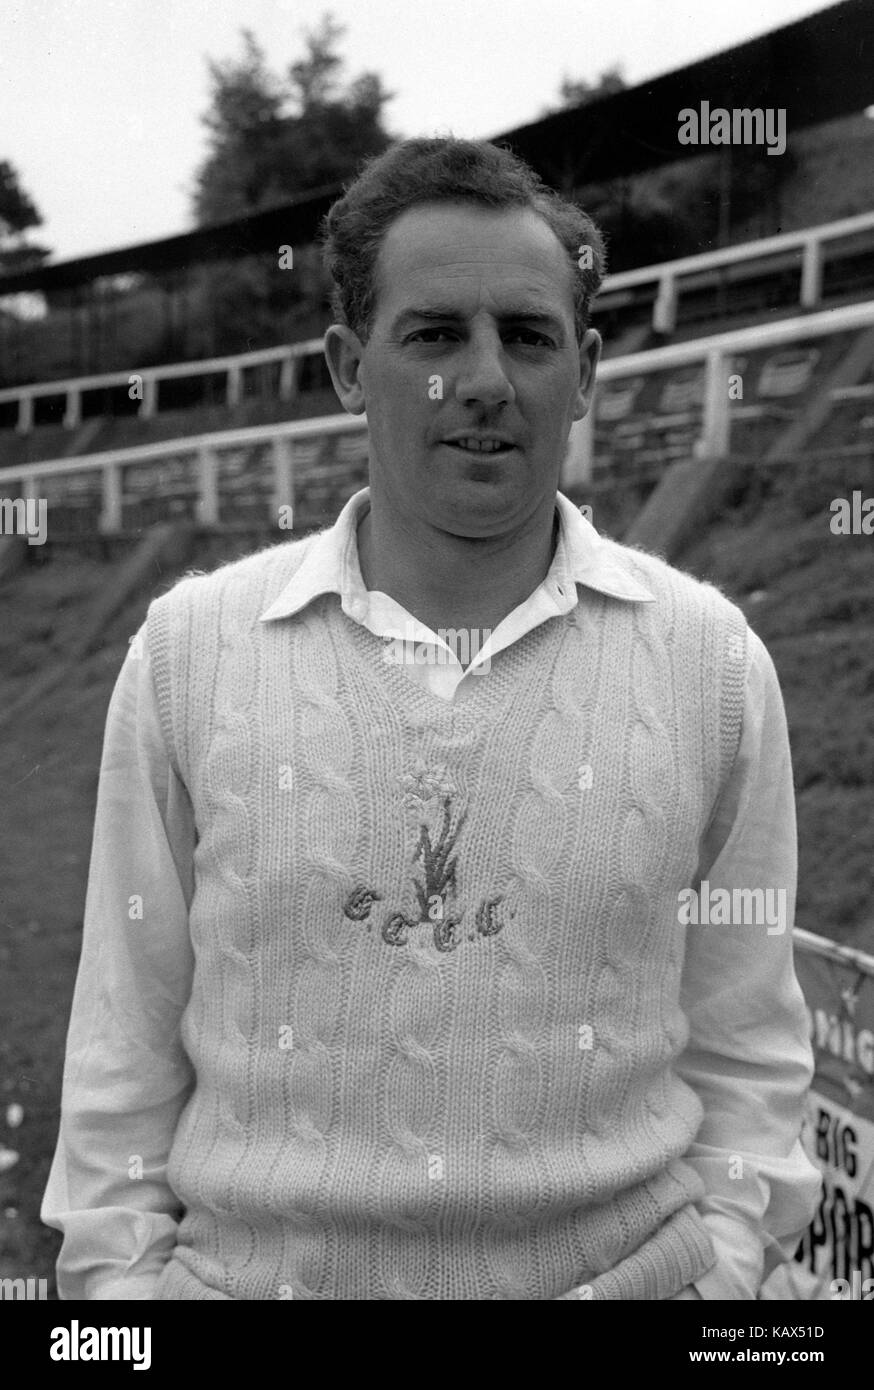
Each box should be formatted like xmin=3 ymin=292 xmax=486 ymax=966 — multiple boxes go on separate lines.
xmin=343 ymin=760 xmax=511 ymax=952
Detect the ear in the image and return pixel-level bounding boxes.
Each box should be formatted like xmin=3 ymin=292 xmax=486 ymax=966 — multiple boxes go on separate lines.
xmin=324 ymin=324 xmax=367 ymax=415
xmin=572 ymin=328 xmax=601 ymax=422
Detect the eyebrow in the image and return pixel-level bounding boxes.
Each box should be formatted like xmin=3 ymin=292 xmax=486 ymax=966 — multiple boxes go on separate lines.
xmin=392 ymin=306 xmax=567 ymax=335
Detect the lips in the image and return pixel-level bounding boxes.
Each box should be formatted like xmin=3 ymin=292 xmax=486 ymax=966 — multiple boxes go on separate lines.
xmin=443 ymin=436 xmax=515 ymax=453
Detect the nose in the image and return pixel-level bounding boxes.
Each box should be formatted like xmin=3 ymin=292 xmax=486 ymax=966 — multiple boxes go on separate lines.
xmin=453 ymin=327 xmax=515 ymax=409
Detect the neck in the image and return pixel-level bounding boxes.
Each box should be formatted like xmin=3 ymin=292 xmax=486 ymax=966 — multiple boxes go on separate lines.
xmin=357 ymin=494 xmax=560 ymax=634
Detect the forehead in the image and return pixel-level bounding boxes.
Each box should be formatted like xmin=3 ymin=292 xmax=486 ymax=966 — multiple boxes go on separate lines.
xmin=373 ymin=202 xmax=575 ymax=321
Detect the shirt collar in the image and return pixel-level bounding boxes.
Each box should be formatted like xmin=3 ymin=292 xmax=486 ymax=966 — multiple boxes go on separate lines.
xmin=258 ymin=485 xmax=655 ymax=624
xmin=553 ymin=491 xmax=656 ymax=603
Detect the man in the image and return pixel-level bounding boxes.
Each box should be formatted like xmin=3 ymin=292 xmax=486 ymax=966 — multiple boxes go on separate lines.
xmin=43 ymin=137 xmax=820 ymax=1300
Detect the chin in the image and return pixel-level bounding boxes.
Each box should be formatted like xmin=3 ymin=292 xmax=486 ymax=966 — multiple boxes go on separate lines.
xmin=436 ymin=494 xmax=525 ymax=537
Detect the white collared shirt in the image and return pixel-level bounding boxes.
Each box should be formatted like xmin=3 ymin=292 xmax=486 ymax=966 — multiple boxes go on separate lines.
xmin=259 ymin=489 xmax=655 ymax=701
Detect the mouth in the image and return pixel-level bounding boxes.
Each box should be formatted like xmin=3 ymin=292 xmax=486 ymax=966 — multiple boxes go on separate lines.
xmin=442 ymin=436 xmax=516 ymax=455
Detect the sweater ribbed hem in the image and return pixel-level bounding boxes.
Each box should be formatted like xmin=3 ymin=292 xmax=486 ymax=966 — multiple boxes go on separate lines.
xmin=585 ymin=1204 xmax=716 ymax=1301
xmin=152 ymin=1202 xmax=715 ymax=1301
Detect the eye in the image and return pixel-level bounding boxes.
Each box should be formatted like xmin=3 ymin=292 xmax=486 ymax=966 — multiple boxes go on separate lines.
xmin=406 ymin=327 xmax=458 ymax=343
xmin=505 ymin=329 xmax=554 ymax=347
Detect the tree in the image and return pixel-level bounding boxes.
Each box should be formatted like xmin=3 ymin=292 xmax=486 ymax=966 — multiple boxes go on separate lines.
xmin=288 ymin=12 xmax=345 ymax=109
xmin=0 ymin=159 xmax=50 ymax=273
xmin=194 ymin=17 xmax=392 ymax=225
xmin=188 ymin=16 xmax=393 ymax=358
xmin=194 ymin=30 xmax=287 ymax=225
xmin=556 ymin=65 xmax=626 ymax=110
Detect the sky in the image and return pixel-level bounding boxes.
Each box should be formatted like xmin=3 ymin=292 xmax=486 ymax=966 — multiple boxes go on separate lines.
xmin=0 ymin=0 xmax=844 ymax=263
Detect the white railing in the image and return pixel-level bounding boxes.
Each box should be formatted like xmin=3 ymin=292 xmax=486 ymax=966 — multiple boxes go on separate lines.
xmin=0 ymin=337 xmax=324 ymax=436
xmin=596 ymin=210 xmax=874 ymax=333
xmin=794 ymin=927 xmax=874 ymax=976
xmin=564 ymin=297 xmax=874 ymax=484
xmin=3 ymin=211 xmax=874 ymax=436
xmin=3 ymin=296 xmax=873 ymax=518
xmin=0 ymin=412 xmax=367 ymax=533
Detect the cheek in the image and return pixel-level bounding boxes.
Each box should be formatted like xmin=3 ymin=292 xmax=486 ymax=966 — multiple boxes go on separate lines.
xmin=370 ymin=368 xmax=434 ymax=428
xmin=528 ymin=379 xmax=577 ymax=431
xmin=521 ymin=357 xmax=579 ymax=398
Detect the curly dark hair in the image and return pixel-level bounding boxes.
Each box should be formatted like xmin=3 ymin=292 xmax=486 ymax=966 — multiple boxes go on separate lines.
xmin=320 ymin=137 xmax=606 ymax=345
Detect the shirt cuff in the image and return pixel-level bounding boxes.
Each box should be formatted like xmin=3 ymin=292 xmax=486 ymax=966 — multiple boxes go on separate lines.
xmin=693 ymin=1209 xmax=765 ymax=1300
xmin=49 ymin=1208 xmax=179 ymax=1301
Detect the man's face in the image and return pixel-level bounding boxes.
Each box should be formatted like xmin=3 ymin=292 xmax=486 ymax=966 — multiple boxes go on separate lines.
xmin=326 ymin=202 xmax=600 ymax=538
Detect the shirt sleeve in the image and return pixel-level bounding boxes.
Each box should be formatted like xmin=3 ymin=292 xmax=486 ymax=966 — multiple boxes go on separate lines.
xmin=674 ymin=627 xmax=823 ymax=1301
xmin=40 ymin=624 xmax=197 ymax=1299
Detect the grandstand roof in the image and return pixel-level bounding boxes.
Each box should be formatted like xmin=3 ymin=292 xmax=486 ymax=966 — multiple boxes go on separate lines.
xmin=0 ymin=0 xmax=871 ymax=297
xmin=0 ymin=183 xmax=342 ymax=296
xmin=498 ymin=0 xmax=874 ymax=185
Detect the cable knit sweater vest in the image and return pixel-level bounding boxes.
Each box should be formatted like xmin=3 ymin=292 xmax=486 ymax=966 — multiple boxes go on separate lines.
xmin=145 ymin=528 xmax=747 ymax=1301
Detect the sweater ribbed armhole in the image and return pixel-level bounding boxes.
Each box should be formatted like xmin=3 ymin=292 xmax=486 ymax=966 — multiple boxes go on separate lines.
xmin=146 ymin=593 xmax=185 ymax=785
xmin=718 ymin=603 xmax=749 ymax=798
